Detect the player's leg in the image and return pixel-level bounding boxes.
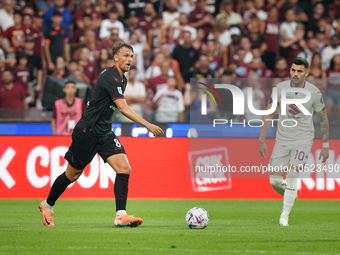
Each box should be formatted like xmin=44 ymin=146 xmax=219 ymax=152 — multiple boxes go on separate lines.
xmin=280 ymin=144 xmax=311 ymax=226
xmin=106 ymin=154 xmax=143 ymax=227
xmin=280 ymin=164 xmax=299 ymax=226
xmin=268 ymin=144 xmax=290 ymax=195
xmin=39 ymin=164 xmax=83 ymax=227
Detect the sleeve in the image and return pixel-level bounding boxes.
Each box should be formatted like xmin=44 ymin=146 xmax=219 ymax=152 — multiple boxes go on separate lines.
xmin=99 ymin=20 xmax=107 ymax=39
xmin=152 ymin=89 xmax=162 ymax=103
xmin=44 ymin=29 xmax=51 ymax=44
xmin=269 ymin=85 xmax=280 ymax=105
xmin=139 ymin=83 xmax=146 ymax=97
xmin=36 ymin=56 xmax=43 ymax=70
xmin=102 ymin=75 xmax=125 ymax=101
xmin=73 ymin=9 xmax=83 ymax=22
xmin=2 ymin=27 xmax=10 ymax=39
xmin=81 ymin=100 xmax=86 ymax=113
xmin=118 ymin=22 xmax=125 ymax=40
xmin=312 ymin=90 xmax=325 ymax=112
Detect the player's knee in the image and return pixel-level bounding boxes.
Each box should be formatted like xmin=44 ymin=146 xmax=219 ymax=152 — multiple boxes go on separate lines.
xmin=68 ymin=170 xmax=83 ymax=182
xmin=269 ymin=176 xmax=283 ymax=188
xmin=117 ymin=165 xmax=131 ymax=174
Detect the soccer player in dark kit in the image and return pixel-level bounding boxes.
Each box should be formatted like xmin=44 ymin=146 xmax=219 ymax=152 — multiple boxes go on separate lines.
xmin=39 ymin=42 xmax=164 ymax=227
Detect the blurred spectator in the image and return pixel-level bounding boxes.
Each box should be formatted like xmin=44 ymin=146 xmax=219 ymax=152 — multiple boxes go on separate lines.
xmin=43 ymin=0 xmax=72 ymax=40
xmin=73 ymin=30 xmax=100 ymax=61
xmin=153 ymin=76 xmax=184 ymax=122
xmin=242 ymin=73 xmax=265 ymax=121
xmin=192 ymin=27 xmax=205 ymax=52
xmin=205 ymin=40 xmax=223 ymax=77
xmin=12 ymin=53 xmax=34 ymax=104
xmin=239 ymin=37 xmax=253 ymax=63
xmin=308 ymin=53 xmax=326 ymax=79
xmin=253 ymin=0 xmax=267 ymax=21
xmin=321 ymin=34 xmax=340 ymax=71
xmin=125 ymin=15 xmax=140 ymax=40
xmin=243 ymin=15 xmax=267 ymax=55
xmin=22 ymin=13 xmax=33 ymax=31
xmin=216 ymin=0 xmax=242 ymax=27
xmin=270 ymin=57 xmax=290 ymax=79
xmin=77 ymin=47 xmax=96 ymax=86
xmin=146 ymin=61 xmax=172 ymax=98
xmin=119 ymin=66 xmax=147 ymax=122
xmin=52 ymin=56 xmax=68 ymax=79
xmin=95 ymin=0 xmax=121 ymax=20
xmin=129 ymin=30 xmax=149 ymax=80
xmin=190 ymin=54 xmax=215 ymax=79
xmin=261 ymin=6 xmax=280 ymax=71
xmin=297 ymin=37 xmax=318 ymax=66
xmin=251 ymin=47 xmax=269 ymax=77
xmin=162 ymin=26 xmax=179 ymax=53
xmin=174 ymin=13 xmax=197 ymax=42
xmin=214 ymin=17 xmax=232 ymax=47
xmin=51 ymin=81 xmax=85 ymax=135
xmin=0 ymin=11 xmax=25 ymax=56
xmin=138 ymin=3 xmax=156 ymax=35
xmin=206 ymin=25 xmax=228 ymax=69
xmin=99 ymin=6 xmax=124 ymax=40
xmin=101 ymin=27 xmax=121 ymax=58
xmin=242 ymin=0 xmax=255 ymax=25
xmin=74 ymin=0 xmax=103 ymax=31
xmin=189 ymin=0 xmax=214 ymax=41
xmin=177 ymin=0 xmax=196 ymax=15
xmin=44 ymin=11 xmax=70 ymax=72
xmin=23 ymin=37 xmax=43 ymax=94
xmin=325 ymin=54 xmax=340 ymax=118
xmin=96 ymin=48 xmax=111 ymax=79
xmin=147 ymin=13 xmax=163 ymax=52
xmin=233 ymin=48 xmax=249 ymax=78
xmin=172 ymin=31 xmax=200 ymax=82
xmin=0 ymin=69 xmax=28 ymax=118
xmin=145 ymin=52 xmax=174 ymax=79
xmin=71 ymin=14 xmax=98 ymax=51
xmin=307 ymin=1 xmax=325 ymax=38
xmin=67 ymin=60 xmax=90 ymax=84
xmin=31 ymin=12 xmax=44 ymax=58
xmin=280 ymin=10 xmax=304 ymax=66
xmin=37 ymin=0 xmax=53 ymax=15
xmin=315 ymin=27 xmax=327 ymax=53
xmin=162 ymin=0 xmax=180 ymax=27
xmin=227 ymin=27 xmax=241 ymax=60
xmin=123 ymin=0 xmax=147 ymax=19
xmin=0 ymin=0 xmax=14 ymax=32
xmin=281 ymin=0 xmax=308 ymax=23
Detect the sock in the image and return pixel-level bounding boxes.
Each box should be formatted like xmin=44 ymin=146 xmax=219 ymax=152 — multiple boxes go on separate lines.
xmin=44 ymin=201 xmax=54 ymax=211
xmin=116 ymin=210 xmax=127 ymax=217
xmin=282 ymin=169 xmax=299 ymax=216
xmin=46 ymin=172 xmax=73 ymax=206
xmin=114 ymin=174 xmax=129 ymax=212
xmin=269 ymin=175 xmax=287 ymax=195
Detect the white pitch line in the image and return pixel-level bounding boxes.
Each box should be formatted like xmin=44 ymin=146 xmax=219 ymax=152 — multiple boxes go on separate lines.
xmin=0 ymin=245 xmax=337 ymax=255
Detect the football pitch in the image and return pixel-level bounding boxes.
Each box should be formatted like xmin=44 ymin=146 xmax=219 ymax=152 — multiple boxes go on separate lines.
xmin=0 ymin=200 xmax=339 ymax=255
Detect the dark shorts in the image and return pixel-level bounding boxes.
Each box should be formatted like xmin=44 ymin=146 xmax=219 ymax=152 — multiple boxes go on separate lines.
xmin=64 ymin=127 xmax=126 ymax=170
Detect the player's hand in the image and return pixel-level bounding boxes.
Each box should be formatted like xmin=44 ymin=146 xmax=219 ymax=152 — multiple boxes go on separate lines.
xmin=259 ymin=141 xmax=267 ymax=158
xmin=146 ymin=124 xmax=164 ymax=137
xmin=319 ymin=148 xmax=329 ymax=163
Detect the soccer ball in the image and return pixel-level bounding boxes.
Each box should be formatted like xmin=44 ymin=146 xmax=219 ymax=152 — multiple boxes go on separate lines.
xmin=185 ymin=207 xmax=209 ymax=229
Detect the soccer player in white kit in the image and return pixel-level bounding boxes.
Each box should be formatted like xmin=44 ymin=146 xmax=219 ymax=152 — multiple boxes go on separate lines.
xmin=258 ymin=57 xmax=329 ymax=226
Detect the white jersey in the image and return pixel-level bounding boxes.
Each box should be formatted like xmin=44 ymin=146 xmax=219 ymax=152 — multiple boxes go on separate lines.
xmin=273 ymin=80 xmax=325 ymax=145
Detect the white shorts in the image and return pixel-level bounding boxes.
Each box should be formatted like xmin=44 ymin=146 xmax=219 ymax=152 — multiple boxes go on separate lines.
xmin=268 ymin=143 xmax=312 ymax=172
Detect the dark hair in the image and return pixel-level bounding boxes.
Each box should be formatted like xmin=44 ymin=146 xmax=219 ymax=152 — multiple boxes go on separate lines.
xmin=311 ymin=53 xmax=321 ymax=67
xmin=292 ymin=57 xmax=309 ymax=69
xmin=82 ymin=13 xmax=91 ymax=19
xmin=329 ymin=54 xmax=340 ymax=69
xmin=313 ymin=1 xmax=323 ymax=8
xmin=112 ymin=41 xmax=134 ymax=59
xmin=64 ymin=80 xmax=76 ymax=87
xmin=13 ymin=11 xmax=22 ymax=16
xmin=52 ymin=11 xmax=62 ymax=17
xmin=96 ymin=48 xmax=110 ymax=73
xmin=22 ymin=13 xmax=33 ymax=19
xmin=129 ymin=66 xmax=137 ymax=71
xmin=108 ymin=6 xmax=119 ymax=14
xmin=155 ymin=13 xmax=163 ymax=19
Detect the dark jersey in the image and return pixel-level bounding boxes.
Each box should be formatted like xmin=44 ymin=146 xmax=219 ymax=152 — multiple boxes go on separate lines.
xmin=76 ymin=65 xmax=126 ymax=136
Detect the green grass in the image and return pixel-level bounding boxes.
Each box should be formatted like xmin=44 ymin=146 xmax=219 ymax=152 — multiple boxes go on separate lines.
xmin=0 ymin=200 xmax=339 ymax=255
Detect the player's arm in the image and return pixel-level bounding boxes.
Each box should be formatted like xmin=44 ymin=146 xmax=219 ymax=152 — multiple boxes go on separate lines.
xmin=115 ymin=98 xmax=164 ymax=136
xmin=258 ymin=103 xmax=276 ymax=158
xmin=316 ymin=108 xmax=329 ymax=163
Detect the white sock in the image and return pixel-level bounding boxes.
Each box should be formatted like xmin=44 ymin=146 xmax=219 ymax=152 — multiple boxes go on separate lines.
xmin=282 ymin=169 xmax=299 ymax=216
xmin=269 ymin=175 xmax=286 ymax=196
xmin=44 ymin=201 xmax=54 ymax=211
xmin=116 ymin=210 xmax=127 ymax=217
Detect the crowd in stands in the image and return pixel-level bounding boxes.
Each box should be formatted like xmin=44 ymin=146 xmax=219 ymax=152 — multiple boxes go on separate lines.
xmin=0 ymin=0 xmax=340 ymax=124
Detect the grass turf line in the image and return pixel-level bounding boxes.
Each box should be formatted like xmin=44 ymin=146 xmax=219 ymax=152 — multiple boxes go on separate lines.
xmin=0 ymin=200 xmax=339 ymax=255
